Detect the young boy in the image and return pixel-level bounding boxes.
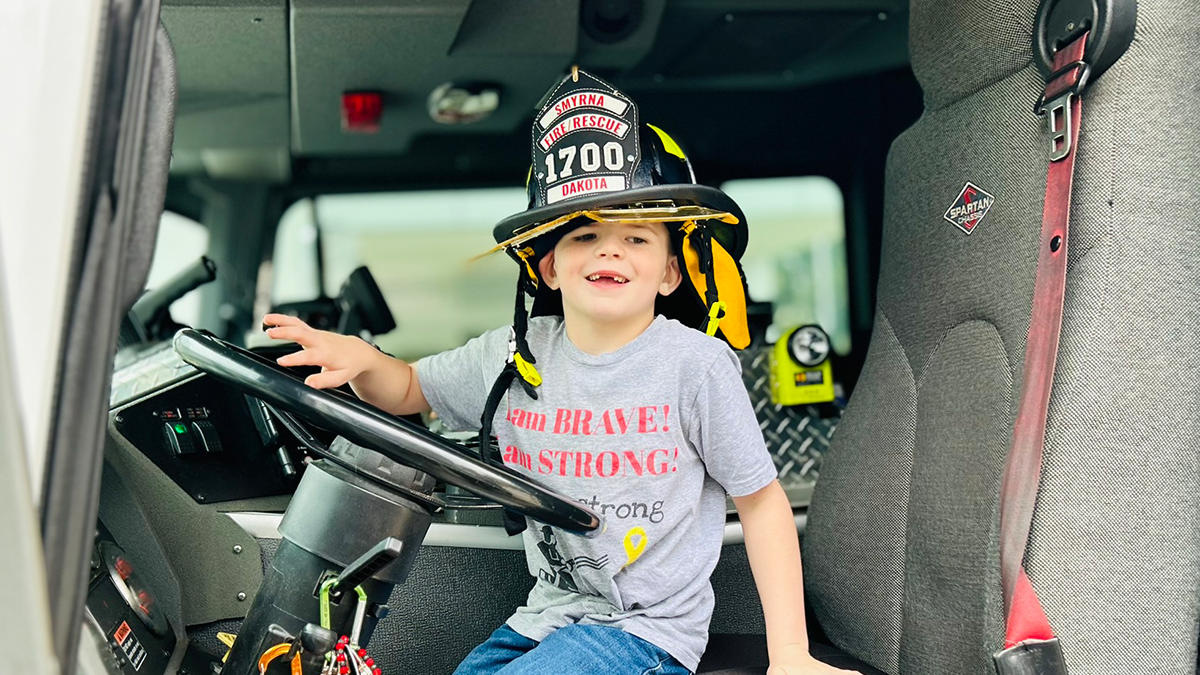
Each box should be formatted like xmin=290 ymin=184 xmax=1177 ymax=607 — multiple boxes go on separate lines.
xmin=264 ymin=70 xmax=856 ymax=675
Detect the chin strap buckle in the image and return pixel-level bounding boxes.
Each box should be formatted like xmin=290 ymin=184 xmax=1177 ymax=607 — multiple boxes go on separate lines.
xmin=507 ymin=328 xmax=541 ymax=388
xmin=704 ymin=301 xmax=727 ymax=337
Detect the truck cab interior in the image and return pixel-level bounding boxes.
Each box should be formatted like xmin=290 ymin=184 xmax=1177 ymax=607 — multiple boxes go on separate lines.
xmin=33 ymin=0 xmax=1200 ymax=674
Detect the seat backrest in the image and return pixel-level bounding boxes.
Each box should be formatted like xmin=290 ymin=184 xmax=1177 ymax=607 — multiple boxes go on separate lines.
xmin=802 ymin=0 xmax=1200 ymax=673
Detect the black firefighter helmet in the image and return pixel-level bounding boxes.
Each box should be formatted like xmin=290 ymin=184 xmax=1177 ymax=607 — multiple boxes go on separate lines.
xmin=487 ymin=67 xmax=751 ymax=365
xmin=476 ymin=68 xmax=752 ymax=470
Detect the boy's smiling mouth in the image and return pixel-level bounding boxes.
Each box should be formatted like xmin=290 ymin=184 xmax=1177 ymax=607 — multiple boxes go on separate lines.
xmin=585 ymin=271 xmax=629 ymax=285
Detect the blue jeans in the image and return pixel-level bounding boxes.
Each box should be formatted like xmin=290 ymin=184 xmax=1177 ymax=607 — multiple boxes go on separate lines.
xmin=452 ymin=624 xmax=691 ymax=675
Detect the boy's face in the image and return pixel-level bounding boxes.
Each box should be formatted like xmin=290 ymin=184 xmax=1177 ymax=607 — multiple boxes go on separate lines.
xmin=538 ymin=221 xmax=682 ymax=327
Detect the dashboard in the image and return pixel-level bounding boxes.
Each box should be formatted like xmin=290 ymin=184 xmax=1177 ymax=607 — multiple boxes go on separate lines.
xmin=91 ymin=337 xmax=828 ymax=674
xmin=93 ymin=342 xmax=323 ymax=674
xmin=109 ymin=342 xmax=315 ymax=504
xmin=87 ymin=524 xmax=176 ymax=674
xmin=112 ymin=375 xmax=301 ymax=504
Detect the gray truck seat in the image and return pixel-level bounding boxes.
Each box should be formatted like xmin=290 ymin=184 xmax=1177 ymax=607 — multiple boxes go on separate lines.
xmin=800 ymin=0 xmax=1200 ymax=673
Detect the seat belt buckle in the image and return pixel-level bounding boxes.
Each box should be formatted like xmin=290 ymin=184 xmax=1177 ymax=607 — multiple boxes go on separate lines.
xmin=1038 ymin=92 xmax=1075 ymax=161
xmin=1035 ymin=60 xmax=1090 ymax=162
xmin=993 ymin=637 xmax=1068 ymax=675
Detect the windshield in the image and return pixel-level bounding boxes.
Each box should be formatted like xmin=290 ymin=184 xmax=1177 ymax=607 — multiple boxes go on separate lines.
xmin=269 ymin=177 xmax=848 ymax=361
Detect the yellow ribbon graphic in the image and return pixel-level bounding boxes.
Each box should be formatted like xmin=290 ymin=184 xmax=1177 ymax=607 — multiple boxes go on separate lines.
xmin=622 ymin=527 xmax=648 ymax=569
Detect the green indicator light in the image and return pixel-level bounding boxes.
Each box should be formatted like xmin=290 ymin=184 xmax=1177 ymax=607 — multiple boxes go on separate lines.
xmin=173 ymin=424 xmax=188 ymax=434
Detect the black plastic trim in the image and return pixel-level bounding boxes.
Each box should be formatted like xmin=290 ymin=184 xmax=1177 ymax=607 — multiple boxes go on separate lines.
xmin=1034 ymin=0 xmax=1137 ymax=84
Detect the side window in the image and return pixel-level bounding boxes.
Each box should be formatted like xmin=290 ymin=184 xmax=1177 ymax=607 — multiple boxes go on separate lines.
xmin=721 ymin=176 xmax=849 ymax=354
xmin=145 ymin=211 xmax=209 ymax=328
xmin=269 ymin=189 xmax=526 ymax=360
xmin=720 ymin=177 xmax=848 ymax=503
xmin=270 ymin=199 xmax=322 ymax=306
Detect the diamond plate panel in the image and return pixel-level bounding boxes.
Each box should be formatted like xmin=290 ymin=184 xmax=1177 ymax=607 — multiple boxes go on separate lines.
xmin=737 ymin=346 xmax=841 ymax=501
xmin=110 ymin=342 xmax=197 ymax=408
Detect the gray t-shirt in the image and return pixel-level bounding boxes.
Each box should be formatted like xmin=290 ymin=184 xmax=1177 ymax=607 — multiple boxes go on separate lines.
xmin=417 ymin=315 xmax=777 ymax=671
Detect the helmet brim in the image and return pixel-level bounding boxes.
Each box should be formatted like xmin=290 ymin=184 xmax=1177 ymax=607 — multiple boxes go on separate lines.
xmin=492 ymin=184 xmax=748 ymax=260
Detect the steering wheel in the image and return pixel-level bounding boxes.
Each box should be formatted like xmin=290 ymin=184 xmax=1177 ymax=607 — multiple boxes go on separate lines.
xmin=172 ymin=329 xmax=601 ymax=534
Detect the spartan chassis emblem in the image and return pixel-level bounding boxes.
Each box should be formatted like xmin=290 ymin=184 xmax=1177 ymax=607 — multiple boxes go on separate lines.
xmin=943 ymin=182 xmax=995 ymax=234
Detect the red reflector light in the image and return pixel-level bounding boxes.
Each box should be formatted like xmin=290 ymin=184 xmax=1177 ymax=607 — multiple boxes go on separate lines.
xmin=115 ymin=556 xmax=134 ymax=580
xmin=342 ymin=92 xmax=382 ymax=133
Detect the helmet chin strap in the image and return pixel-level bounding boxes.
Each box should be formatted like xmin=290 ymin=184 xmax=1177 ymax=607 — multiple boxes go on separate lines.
xmin=678 ymin=219 xmax=749 ymax=348
xmin=476 ymin=267 xmax=546 ymax=538
xmin=506 ymin=247 xmax=541 ymax=372
xmin=477 ymin=250 xmax=543 ymax=470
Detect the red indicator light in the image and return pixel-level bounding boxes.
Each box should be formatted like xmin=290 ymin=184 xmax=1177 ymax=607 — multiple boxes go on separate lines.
xmin=115 ymin=556 xmax=134 ymax=580
xmin=137 ymin=589 xmax=156 ymax=613
xmin=342 ymin=92 xmax=382 ymax=133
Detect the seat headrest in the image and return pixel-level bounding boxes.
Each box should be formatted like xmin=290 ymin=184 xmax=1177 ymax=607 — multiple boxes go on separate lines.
xmin=909 ymin=0 xmax=1040 ymax=109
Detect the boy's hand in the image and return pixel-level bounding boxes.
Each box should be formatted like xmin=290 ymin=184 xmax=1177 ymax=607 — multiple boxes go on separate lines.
xmin=262 ymin=313 xmax=382 ymax=390
xmin=767 ymin=644 xmax=862 ymax=675
xmin=767 ymin=660 xmax=861 ymax=675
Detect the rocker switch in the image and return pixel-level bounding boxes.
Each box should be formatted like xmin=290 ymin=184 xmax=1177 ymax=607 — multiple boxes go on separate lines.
xmin=163 ymin=421 xmax=197 ymax=456
xmin=191 ymin=420 xmax=223 ymax=453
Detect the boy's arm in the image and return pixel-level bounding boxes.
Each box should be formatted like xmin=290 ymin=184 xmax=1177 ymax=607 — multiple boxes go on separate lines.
xmin=732 ymin=479 xmax=860 ymax=675
xmin=349 ymin=355 xmax=430 ymax=416
xmin=264 ymin=313 xmax=431 ymax=416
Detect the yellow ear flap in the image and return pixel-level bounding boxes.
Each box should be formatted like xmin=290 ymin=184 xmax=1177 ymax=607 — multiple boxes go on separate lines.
xmin=681 ymin=227 xmax=750 ymax=349
xmin=707 ymin=237 xmax=749 ymax=348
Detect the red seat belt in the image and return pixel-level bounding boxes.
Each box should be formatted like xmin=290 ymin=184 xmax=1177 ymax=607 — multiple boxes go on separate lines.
xmin=993 ymin=31 xmax=1090 ymax=673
